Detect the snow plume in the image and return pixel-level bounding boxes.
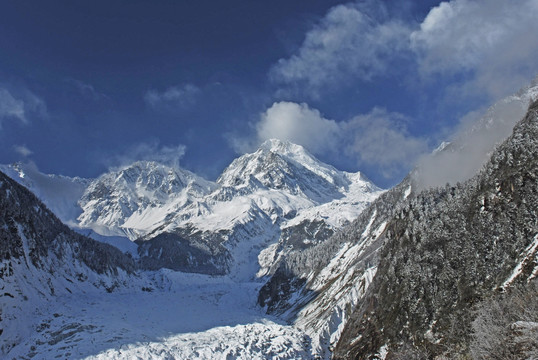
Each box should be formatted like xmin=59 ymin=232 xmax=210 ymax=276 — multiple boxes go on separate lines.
xmin=411 ymin=0 xmax=538 ymax=99
xmin=107 ymin=140 xmax=187 ymax=169
xmin=270 ymin=0 xmax=411 ymax=97
xmin=416 ymin=79 xmax=538 ymax=190
xmin=232 ymin=101 xmax=427 ymax=180
xmin=144 ymin=84 xmax=200 ymax=110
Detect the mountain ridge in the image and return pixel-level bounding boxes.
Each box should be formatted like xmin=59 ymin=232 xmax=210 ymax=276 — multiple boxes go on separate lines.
xmin=1 ymin=140 xmax=383 ymax=279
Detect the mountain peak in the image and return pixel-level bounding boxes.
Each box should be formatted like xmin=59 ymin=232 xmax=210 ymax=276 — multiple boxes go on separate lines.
xmin=255 ymin=139 xmax=330 ymax=173
xmin=259 ymin=139 xmax=308 ymax=156
xmin=256 ymin=139 xmax=322 ymax=169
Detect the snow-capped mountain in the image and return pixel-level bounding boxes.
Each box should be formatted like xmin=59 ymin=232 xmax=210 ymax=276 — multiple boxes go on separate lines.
xmin=77 ymin=160 xmax=217 ymax=239
xmin=3 ymin=80 xmax=538 ymax=359
xmin=136 ymin=139 xmax=382 ymax=278
xmin=0 ymin=139 xmax=383 ymax=359
xmin=218 ymin=139 xmax=357 ymax=202
xmin=1 ymin=140 xmax=383 ymax=279
xmin=0 ymin=167 xmax=314 ymax=360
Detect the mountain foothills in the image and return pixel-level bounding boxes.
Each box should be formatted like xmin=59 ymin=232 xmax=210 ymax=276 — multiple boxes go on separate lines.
xmin=1 ymin=80 xmax=538 ymax=359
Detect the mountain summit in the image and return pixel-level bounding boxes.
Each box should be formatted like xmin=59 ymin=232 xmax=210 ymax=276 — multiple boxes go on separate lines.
xmin=218 ymin=139 xmax=373 ymax=202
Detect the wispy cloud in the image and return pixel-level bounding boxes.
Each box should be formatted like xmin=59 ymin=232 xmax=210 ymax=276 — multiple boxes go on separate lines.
xmin=0 ymin=88 xmax=26 ymax=125
xmin=65 ymin=78 xmax=109 ymax=100
xmin=270 ymin=1 xmax=411 ymax=97
xmin=343 ymin=108 xmax=428 ymax=178
xmin=14 ymin=144 xmax=33 ymax=157
xmin=0 ymin=87 xmax=47 ymax=128
xmin=144 ymin=84 xmax=200 ymax=110
xmin=416 ymin=82 xmax=538 ymax=189
xmin=230 ymin=101 xmax=427 ymax=179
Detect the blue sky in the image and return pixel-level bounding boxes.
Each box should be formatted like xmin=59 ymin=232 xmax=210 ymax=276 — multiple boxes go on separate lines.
xmin=1 ymin=0 xmax=537 ymax=188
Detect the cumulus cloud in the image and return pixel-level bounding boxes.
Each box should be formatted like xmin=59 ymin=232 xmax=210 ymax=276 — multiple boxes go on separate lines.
xmin=231 ymin=101 xmax=427 ymax=179
xmin=144 ymin=84 xmax=200 ymax=109
xmin=254 ymin=101 xmax=341 ymax=154
xmin=14 ymin=144 xmax=33 ymax=157
xmin=411 ymin=0 xmax=538 ymax=98
xmin=107 ymin=140 xmax=187 ymax=169
xmin=271 ymin=0 xmax=538 ymax=101
xmin=270 ymin=1 xmax=410 ymax=96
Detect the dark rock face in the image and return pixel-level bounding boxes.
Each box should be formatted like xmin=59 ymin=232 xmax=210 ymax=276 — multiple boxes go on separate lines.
xmin=335 ymin=99 xmax=538 ymax=359
xmin=281 ymin=219 xmax=335 ymax=251
xmin=258 ymin=266 xmax=310 ymax=315
xmin=136 ymin=231 xmax=230 ymax=275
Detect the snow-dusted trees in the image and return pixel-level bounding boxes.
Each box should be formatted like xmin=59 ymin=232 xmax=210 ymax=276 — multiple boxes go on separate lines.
xmin=335 ymin=100 xmax=538 ymax=358
xmin=471 ymin=280 xmax=538 ymax=359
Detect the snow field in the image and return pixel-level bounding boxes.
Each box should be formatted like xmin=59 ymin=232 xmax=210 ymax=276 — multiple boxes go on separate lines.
xmin=6 ymin=270 xmax=313 ymax=360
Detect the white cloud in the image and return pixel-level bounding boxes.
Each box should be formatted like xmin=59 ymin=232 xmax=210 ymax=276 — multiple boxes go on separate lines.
xmin=343 ymin=108 xmax=427 ymax=176
xmin=238 ymin=0 xmax=538 ymax=183
xmin=271 ymin=0 xmax=538 ymax=101
xmin=0 ymin=88 xmax=26 ymax=125
xmin=231 ymin=101 xmax=427 ymax=179
xmin=14 ymin=145 xmax=33 ymax=157
xmin=144 ymin=84 xmax=200 ymax=109
xmin=411 ymin=0 xmax=538 ymax=98
xmin=270 ymin=1 xmax=411 ymax=96
xmin=254 ymin=101 xmax=341 ymax=154
xmin=108 ymin=140 xmax=187 ymax=169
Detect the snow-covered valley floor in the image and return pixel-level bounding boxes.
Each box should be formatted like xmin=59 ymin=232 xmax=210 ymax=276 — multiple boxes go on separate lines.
xmin=7 ymin=271 xmax=312 ymax=360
